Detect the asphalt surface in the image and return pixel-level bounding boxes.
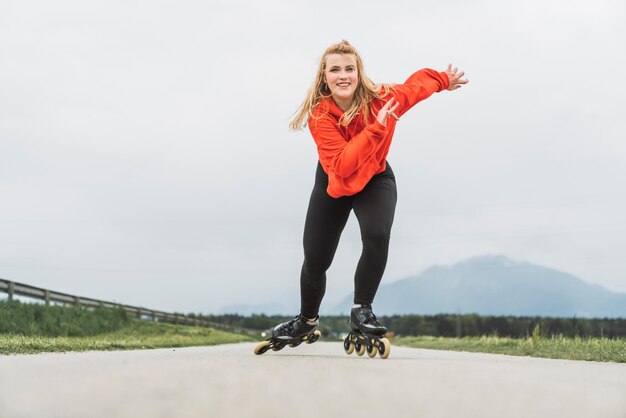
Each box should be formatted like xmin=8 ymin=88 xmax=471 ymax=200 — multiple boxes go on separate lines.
xmin=1 ymin=341 xmax=625 ymax=418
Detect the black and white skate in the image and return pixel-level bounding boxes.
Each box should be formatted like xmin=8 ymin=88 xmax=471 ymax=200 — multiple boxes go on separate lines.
xmin=343 ymin=304 xmax=391 ymax=359
xmin=254 ymin=314 xmax=321 ymax=355
xmin=350 ymin=304 xmax=387 ymax=335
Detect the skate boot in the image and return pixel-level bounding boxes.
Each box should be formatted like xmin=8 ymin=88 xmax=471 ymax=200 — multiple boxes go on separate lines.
xmin=343 ymin=304 xmax=391 ymax=359
xmin=253 ymin=314 xmax=321 ymax=355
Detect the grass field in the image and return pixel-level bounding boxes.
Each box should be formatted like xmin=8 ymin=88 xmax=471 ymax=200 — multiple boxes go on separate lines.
xmin=0 ymin=300 xmax=256 ymax=355
xmin=4 ymin=321 xmax=625 ymax=362
xmin=0 ymin=319 xmax=255 ymax=355
xmin=2 ymin=301 xmax=624 ymax=361
xmin=394 ymin=335 xmax=626 ymax=363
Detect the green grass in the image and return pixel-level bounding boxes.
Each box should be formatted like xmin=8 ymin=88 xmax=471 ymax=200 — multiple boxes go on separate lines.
xmin=0 ymin=300 xmax=130 ymax=337
xmin=0 ymin=300 xmax=255 ymax=354
xmin=0 ymin=318 xmax=256 ymax=355
xmin=394 ymin=335 xmax=626 ymax=363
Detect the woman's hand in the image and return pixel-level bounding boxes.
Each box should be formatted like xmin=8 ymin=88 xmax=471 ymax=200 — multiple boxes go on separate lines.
xmin=377 ymin=97 xmax=400 ymax=127
xmin=444 ymin=64 xmax=469 ymax=91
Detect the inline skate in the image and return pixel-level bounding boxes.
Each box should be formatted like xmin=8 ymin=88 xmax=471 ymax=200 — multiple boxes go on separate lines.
xmin=343 ymin=304 xmax=391 ymax=359
xmin=253 ymin=314 xmax=321 ymax=355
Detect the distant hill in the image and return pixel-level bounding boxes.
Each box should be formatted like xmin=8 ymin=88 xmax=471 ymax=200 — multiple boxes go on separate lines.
xmin=330 ymin=255 xmax=626 ymax=318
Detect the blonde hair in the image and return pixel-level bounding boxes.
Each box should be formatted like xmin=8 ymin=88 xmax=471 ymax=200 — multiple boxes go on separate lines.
xmin=289 ymin=40 xmax=386 ymax=130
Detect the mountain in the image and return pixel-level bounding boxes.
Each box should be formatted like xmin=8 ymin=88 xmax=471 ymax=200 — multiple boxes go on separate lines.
xmin=329 ymin=255 xmax=626 ymax=318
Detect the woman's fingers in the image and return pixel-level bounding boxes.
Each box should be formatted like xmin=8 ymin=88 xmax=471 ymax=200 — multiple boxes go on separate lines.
xmin=383 ymin=98 xmax=398 ymax=119
xmin=390 ymin=102 xmax=400 ymax=120
xmin=444 ymin=63 xmax=469 ymax=91
xmin=377 ymin=98 xmax=400 ymax=125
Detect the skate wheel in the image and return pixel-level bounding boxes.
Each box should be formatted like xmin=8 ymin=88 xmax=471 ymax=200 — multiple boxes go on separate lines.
xmin=306 ymin=330 xmax=321 ymax=344
xmin=289 ymin=341 xmax=302 ymax=348
xmin=366 ymin=342 xmax=378 ymax=358
xmin=254 ymin=340 xmax=271 ymax=355
xmin=378 ymin=338 xmax=391 ymax=359
xmin=272 ymin=342 xmax=286 ymax=351
xmin=343 ymin=335 xmax=355 ymax=355
xmin=355 ymin=342 xmax=366 ymax=356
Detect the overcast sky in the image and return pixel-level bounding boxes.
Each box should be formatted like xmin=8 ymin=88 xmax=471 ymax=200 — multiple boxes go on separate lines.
xmin=1 ymin=0 xmax=625 ymax=315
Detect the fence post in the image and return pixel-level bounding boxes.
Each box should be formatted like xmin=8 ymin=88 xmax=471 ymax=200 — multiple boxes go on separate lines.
xmin=8 ymin=281 xmax=15 ymax=301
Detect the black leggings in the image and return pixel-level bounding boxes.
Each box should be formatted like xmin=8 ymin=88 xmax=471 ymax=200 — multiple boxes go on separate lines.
xmin=300 ymin=161 xmax=398 ymax=318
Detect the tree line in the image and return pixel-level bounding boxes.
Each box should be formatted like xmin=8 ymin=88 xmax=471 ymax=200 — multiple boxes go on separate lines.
xmin=197 ymin=313 xmax=626 ymax=339
xmin=4 ymin=299 xmax=624 ymax=340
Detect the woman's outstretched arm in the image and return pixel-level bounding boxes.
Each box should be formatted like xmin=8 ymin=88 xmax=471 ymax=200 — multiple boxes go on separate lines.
xmin=390 ymin=65 xmax=468 ymax=117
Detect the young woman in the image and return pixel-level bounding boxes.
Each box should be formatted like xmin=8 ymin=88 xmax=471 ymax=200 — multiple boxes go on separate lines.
xmin=260 ymin=40 xmax=467 ymax=353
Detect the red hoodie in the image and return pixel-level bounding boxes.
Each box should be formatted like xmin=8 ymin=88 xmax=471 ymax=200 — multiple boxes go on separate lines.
xmin=308 ymin=68 xmax=450 ymax=198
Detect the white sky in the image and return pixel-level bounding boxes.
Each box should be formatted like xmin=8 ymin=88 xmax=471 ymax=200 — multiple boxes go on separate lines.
xmin=1 ymin=0 xmax=625 ymax=314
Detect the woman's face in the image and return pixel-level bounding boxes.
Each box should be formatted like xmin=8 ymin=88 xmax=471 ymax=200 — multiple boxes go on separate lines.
xmin=324 ymin=53 xmax=358 ymax=108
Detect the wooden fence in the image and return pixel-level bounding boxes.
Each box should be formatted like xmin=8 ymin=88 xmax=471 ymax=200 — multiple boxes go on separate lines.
xmin=0 ymin=278 xmax=257 ymax=335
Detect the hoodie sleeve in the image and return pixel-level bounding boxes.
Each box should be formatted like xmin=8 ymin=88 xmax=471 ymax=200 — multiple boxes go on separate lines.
xmin=391 ymin=68 xmax=450 ymax=117
xmin=309 ymin=114 xmax=387 ymax=179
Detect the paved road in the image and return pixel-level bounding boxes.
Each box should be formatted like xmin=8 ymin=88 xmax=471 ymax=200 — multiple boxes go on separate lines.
xmin=1 ymin=342 xmax=625 ymax=418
